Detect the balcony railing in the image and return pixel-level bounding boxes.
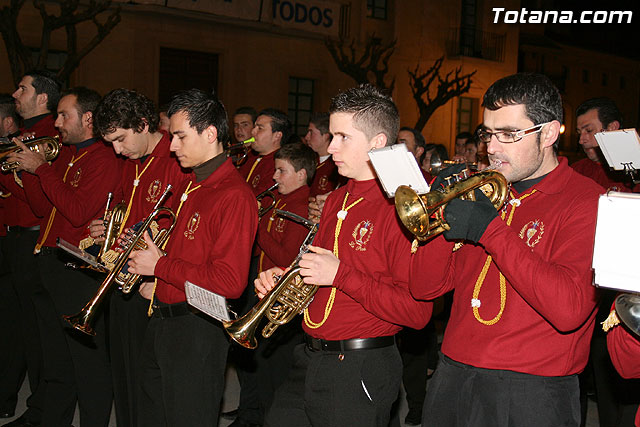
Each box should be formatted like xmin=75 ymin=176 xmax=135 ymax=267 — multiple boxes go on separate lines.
xmin=446 ymin=27 xmax=506 ymax=62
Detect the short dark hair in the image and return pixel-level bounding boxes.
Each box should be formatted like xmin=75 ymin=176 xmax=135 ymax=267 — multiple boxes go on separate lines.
xmin=309 ymin=112 xmax=330 ymax=135
xmin=329 ymin=84 xmax=399 ymax=145
xmin=483 ymin=73 xmax=563 ymax=125
xmin=94 ymin=89 xmax=159 ymax=137
xmin=60 ymin=87 xmax=101 ymax=118
xmin=168 ymin=89 xmax=230 ymax=144
xmin=576 ymin=97 xmax=623 ymax=128
xmin=24 ymin=69 xmax=62 ymax=113
xmin=274 ymin=141 xmax=317 ymax=186
xmin=257 ymin=108 xmax=292 ymax=145
xmin=399 ymin=126 xmax=426 ymax=150
xmin=0 ymin=94 xmax=19 ymax=123
xmin=234 ymin=106 xmax=257 ymax=123
xmin=455 ymin=131 xmax=472 ymax=141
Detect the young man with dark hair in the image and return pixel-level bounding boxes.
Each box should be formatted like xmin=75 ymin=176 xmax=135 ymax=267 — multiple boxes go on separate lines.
xmin=305 ymin=112 xmax=340 ymax=197
xmin=572 ymin=97 xmax=631 ymax=192
xmin=126 ymin=88 xmax=257 ymax=426
xmin=255 ymin=84 xmax=433 ymax=427
xmin=453 ymin=130 xmax=472 ymax=159
xmin=0 ymin=71 xmax=62 ymax=427
xmin=8 ymin=86 xmax=123 ymax=426
xmin=409 ymin=73 xmax=603 ymax=427
xmin=233 ymin=106 xmax=258 ymax=144
xmin=90 ymin=88 xmax=189 ymax=427
xmin=238 ymin=108 xmax=291 ymax=195
xmin=0 ymin=94 xmax=20 ymax=138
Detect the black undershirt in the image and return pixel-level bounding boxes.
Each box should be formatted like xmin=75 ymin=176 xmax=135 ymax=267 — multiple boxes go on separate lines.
xmin=193 ymin=152 xmax=227 ymax=182
xmin=512 ymin=173 xmax=549 ymax=193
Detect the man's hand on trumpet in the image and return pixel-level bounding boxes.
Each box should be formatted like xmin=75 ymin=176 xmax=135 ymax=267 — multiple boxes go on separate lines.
xmin=127 ymin=231 xmax=164 ymax=277
xmin=88 ymin=219 xmax=107 ymax=243
xmin=6 ymin=138 xmax=47 ymax=173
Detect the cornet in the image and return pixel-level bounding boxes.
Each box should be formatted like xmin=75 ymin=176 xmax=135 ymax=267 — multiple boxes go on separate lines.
xmin=226 ymin=137 xmax=254 ymax=167
xmin=0 ymin=135 xmax=60 ymax=172
xmin=224 ymin=210 xmax=318 ymax=349
xmin=257 ymin=183 xmax=278 ymax=217
xmin=63 ymin=185 xmax=177 ymax=336
xmin=395 ymin=167 xmax=509 ymax=243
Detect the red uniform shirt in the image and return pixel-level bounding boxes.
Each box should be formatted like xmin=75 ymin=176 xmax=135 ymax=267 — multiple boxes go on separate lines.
xmin=571 ymin=157 xmax=634 ymax=192
xmin=22 ymin=140 xmax=124 ymax=248
xmin=257 ymin=185 xmax=310 ymax=273
xmin=607 ymin=320 xmax=640 ymax=426
xmin=302 ymin=178 xmax=433 ymax=341
xmin=116 ymin=131 xmax=189 ymax=230
xmin=0 ymin=114 xmax=58 ymax=228
xmin=309 ymin=156 xmax=341 ymax=197
xmin=154 ymin=159 xmax=258 ymax=304
xmin=410 ymin=157 xmax=603 ymax=376
xmin=237 ymin=150 xmax=276 ymax=196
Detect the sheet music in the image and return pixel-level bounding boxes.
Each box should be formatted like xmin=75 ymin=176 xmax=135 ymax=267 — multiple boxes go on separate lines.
xmin=184 ymin=281 xmax=232 ymax=322
xmin=56 ymin=238 xmax=107 ymax=272
xmin=368 ymin=143 xmax=430 ymax=197
xmin=592 ymin=191 xmax=640 ymax=293
xmin=594 ymin=128 xmax=640 ymax=171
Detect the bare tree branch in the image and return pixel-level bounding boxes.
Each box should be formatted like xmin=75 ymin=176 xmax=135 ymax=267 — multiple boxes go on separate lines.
xmin=0 ymin=0 xmax=120 ymax=85
xmin=408 ymin=56 xmax=476 ymax=131
xmin=325 ymin=34 xmax=396 ymax=93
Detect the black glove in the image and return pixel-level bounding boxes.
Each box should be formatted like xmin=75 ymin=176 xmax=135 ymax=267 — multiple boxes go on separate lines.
xmin=443 ymin=190 xmax=498 ymax=243
xmin=430 ymin=163 xmax=468 ymax=191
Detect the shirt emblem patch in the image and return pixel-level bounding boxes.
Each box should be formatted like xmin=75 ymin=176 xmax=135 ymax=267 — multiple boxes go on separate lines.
xmin=275 ymin=217 xmax=286 ymax=233
xmin=184 ymin=212 xmax=201 ymax=240
xmin=251 ymin=175 xmax=261 ymax=188
xmin=146 ymin=179 xmax=162 ymax=203
xmin=349 ymin=220 xmax=373 ymax=251
xmin=318 ymin=175 xmax=328 ymax=191
xmin=70 ymin=168 xmax=82 ymax=187
xmin=519 ymin=220 xmax=544 ymax=248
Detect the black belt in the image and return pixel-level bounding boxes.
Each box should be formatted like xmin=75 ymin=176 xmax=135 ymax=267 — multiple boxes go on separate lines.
xmin=152 ymin=302 xmax=197 ymax=319
xmin=7 ymin=225 xmax=40 ymax=232
xmin=304 ymin=334 xmax=395 ymax=352
xmin=37 ymin=246 xmax=57 ymax=256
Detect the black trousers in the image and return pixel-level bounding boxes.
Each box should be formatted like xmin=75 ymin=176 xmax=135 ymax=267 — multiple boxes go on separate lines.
xmin=265 ymin=342 xmax=402 ymax=427
xmin=34 ymin=250 xmax=113 ymax=427
xmin=1 ymin=229 xmax=45 ymax=423
xmin=137 ymin=305 xmax=229 ymax=427
xmin=423 ymin=355 xmax=581 ymax=427
xmin=0 ymin=234 xmax=24 ymax=416
xmin=398 ymin=321 xmax=438 ymax=415
xmin=110 ymin=291 xmax=150 ymax=427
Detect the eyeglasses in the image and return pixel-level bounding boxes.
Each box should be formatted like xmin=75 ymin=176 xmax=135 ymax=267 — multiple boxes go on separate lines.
xmin=477 ymin=122 xmax=551 ymax=144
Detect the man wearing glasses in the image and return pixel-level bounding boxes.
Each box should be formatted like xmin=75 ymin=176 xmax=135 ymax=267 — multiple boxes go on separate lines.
xmin=409 ymin=73 xmax=604 ymax=427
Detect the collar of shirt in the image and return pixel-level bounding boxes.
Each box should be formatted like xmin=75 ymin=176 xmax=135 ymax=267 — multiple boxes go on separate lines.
xmin=343 ymin=178 xmax=385 ymax=202
xmin=22 ymin=113 xmax=52 ymax=131
xmin=74 ymin=137 xmax=99 ymax=151
xmin=193 ymin=152 xmax=227 ymax=182
xmin=511 ymin=156 xmax=570 ymax=197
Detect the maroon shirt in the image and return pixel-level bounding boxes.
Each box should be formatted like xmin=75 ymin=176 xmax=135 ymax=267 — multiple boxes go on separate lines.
xmin=309 ymin=156 xmax=341 ymax=197
xmin=0 ymin=114 xmax=58 ymax=228
xmin=116 ymin=131 xmax=189 ymax=231
xmin=410 ymin=157 xmax=604 ymax=376
xmin=302 ymin=178 xmax=433 ymax=341
xmin=154 ymin=159 xmax=258 ymax=304
xmin=257 ymin=185 xmax=310 ymax=273
xmin=571 ymin=157 xmax=634 ymax=192
xmin=22 ymin=140 xmax=124 ymax=249
xmin=237 ymin=150 xmax=276 ymax=196
xmin=606 ymin=313 xmax=640 ymax=425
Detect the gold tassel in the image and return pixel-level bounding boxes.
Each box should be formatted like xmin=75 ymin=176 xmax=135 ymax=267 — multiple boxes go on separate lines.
xmin=601 ymin=310 xmax=620 ymax=332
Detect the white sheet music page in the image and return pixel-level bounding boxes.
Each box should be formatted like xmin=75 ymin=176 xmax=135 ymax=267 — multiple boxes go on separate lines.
xmin=368 ymin=143 xmax=430 ymax=198
xmin=184 ymin=281 xmax=232 ymax=322
xmin=594 ymin=129 xmax=640 ymax=171
xmin=592 ymin=191 xmax=640 ymax=293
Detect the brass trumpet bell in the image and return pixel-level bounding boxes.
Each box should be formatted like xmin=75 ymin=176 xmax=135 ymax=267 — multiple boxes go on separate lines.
xmin=395 ymin=170 xmax=509 ymax=242
xmin=615 ymin=293 xmax=640 ymax=337
xmin=0 ymin=135 xmax=60 ymax=172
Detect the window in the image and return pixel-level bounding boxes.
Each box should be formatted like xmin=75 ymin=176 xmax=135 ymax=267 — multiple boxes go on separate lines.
xmin=159 ymin=47 xmax=218 ymax=106
xmin=457 ymin=97 xmax=478 ymax=135
xmin=288 ymin=77 xmax=314 ymax=137
xmin=367 ymin=0 xmax=387 ymax=19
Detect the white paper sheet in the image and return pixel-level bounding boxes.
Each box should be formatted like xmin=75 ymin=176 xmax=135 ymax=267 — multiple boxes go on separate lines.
xmin=595 ymin=128 xmax=640 ymax=171
xmin=368 ymin=143 xmax=430 ymax=197
xmin=184 ymin=281 xmax=232 ymax=322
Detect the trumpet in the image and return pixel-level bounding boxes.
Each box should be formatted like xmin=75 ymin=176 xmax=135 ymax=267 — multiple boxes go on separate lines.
xmin=226 ymin=137 xmax=254 ymax=166
xmin=614 ymin=293 xmax=640 ymax=337
xmin=257 ymin=183 xmax=278 ymax=217
xmin=224 ymin=210 xmax=318 ymax=349
xmin=0 ymin=135 xmax=60 ymax=172
xmin=63 ymin=185 xmax=176 ymax=336
xmin=395 ymin=167 xmax=508 ymax=243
